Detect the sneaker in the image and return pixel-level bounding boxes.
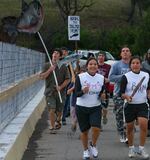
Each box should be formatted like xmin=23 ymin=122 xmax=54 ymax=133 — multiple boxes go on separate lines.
xmin=89 ymin=142 xmax=98 ymax=158
xmin=119 ymin=135 xmax=128 ymax=143
xmin=83 ymin=149 xmax=90 ymax=160
xmin=137 ymin=147 xmax=149 ymax=159
xmin=128 ymin=147 xmax=136 ymax=158
xmin=103 ymin=116 xmax=108 ymax=125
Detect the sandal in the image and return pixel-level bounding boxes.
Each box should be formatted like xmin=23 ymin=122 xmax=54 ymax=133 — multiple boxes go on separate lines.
xmin=49 ymin=128 xmax=57 ymax=134
xmin=55 ymin=121 xmax=61 ymax=130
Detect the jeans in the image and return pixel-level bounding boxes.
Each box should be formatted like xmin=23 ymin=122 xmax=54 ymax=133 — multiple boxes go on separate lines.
xmin=62 ymin=95 xmax=70 ymax=122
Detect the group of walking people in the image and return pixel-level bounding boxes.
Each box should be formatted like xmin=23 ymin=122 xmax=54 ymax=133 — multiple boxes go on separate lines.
xmin=39 ymin=46 xmax=150 ymax=160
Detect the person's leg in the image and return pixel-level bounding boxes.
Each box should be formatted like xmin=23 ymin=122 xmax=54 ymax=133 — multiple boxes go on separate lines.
xmin=49 ymin=108 xmax=56 ymax=129
xmin=137 ymin=117 xmax=149 ymax=158
xmin=55 ymin=94 xmax=65 ymax=129
xmin=76 ymin=105 xmax=90 ymax=159
xmin=46 ymin=96 xmax=56 ymax=130
xmin=55 ymin=111 xmax=62 ymax=129
xmin=91 ymin=127 xmax=100 ymax=146
xmin=148 ymin=120 xmax=150 ymax=129
xmin=138 ymin=117 xmax=148 ymax=146
xmin=102 ymin=108 xmax=108 ymax=125
xmin=116 ymin=107 xmax=126 ymax=139
xmin=113 ymin=96 xmax=126 ymax=141
xmin=89 ymin=106 xmax=101 ymax=158
xmin=62 ymin=95 xmax=70 ymax=124
xmin=126 ymin=121 xmax=137 ymax=158
xmin=102 ymin=93 xmax=109 ymax=125
xmin=126 ymin=122 xmax=134 ymax=146
xmin=81 ymin=130 xmax=89 ymax=150
xmin=70 ymin=106 xmax=77 ymax=132
xmin=148 ymin=120 xmax=150 ymax=137
xmin=66 ymin=95 xmax=71 ymax=117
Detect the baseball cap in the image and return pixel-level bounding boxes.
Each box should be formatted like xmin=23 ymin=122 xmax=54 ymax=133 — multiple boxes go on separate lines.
xmin=147 ymin=48 xmax=150 ymax=54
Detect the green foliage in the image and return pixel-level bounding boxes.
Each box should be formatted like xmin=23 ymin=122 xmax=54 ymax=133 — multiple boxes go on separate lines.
xmin=141 ymin=1 xmax=150 ymax=10
xmin=51 ymin=30 xmax=68 ymax=48
xmin=78 ymin=28 xmax=99 ymax=49
xmin=0 ymin=0 xmax=150 ymax=57
xmin=103 ymin=27 xmax=137 ymax=57
xmin=133 ymin=9 xmax=150 ymax=56
xmin=49 ymin=27 xmax=100 ymax=50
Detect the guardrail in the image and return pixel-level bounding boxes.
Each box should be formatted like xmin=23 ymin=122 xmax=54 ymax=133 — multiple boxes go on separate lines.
xmin=0 ymin=42 xmax=45 ymax=133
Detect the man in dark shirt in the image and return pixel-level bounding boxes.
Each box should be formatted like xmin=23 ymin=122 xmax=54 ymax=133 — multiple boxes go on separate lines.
xmin=39 ymin=48 xmax=70 ymax=133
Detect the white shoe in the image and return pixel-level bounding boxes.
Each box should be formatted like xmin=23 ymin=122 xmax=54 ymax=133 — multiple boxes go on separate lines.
xmin=137 ymin=147 xmax=149 ymax=159
xmin=120 ymin=135 xmax=128 ymax=143
xmin=83 ymin=149 xmax=90 ymax=160
xmin=89 ymin=143 xmax=98 ymax=158
xmin=128 ymin=147 xmax=136 ymax=158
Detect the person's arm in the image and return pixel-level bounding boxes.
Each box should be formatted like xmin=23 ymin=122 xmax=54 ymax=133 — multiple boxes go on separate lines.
xmin=104 ymin=64 xmax=111 ymax=83
xmin=56 ymin=64 xmax=70 ymax=91
xmin=75 ymin=75 xmax=84 ymax=97
xmin=108 ymin=62 xmax=123 ymax=83
xmin=67 ymin=86 xmax=75 ymax=95
xmin=147 ymin=78 xmax=150 ymax=100
xmin=39 ymin=65 xmax=55 ymax=79
xmin=75 ymin=75 xmax=89 ymax=97
xmin=56 ymin=79 xmax=70 ymax=91
xmin=120 ymin=75 xmax=132 ymax=102
xmin=67 ymin=82 xmax=75 ymax=95
xmin=99 ymin=85 xmax=106 ymax=100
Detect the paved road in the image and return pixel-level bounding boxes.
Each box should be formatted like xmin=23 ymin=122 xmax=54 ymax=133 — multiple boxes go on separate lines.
xmin=22 ymin=100 xmax=150 ymax=160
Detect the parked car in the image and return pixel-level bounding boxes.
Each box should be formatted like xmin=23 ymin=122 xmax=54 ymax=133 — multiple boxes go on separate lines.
xmin=77 ymin=49 xmax=116 ymax=97
xmin=77 ymin=49 xmax=116 ymax=66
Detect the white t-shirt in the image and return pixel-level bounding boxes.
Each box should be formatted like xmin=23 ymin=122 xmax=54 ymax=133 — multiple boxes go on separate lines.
xmin=125 ymin=71 xmax=149 ymax=104
xmin=76 ymin=72 xmax=104 ymax=107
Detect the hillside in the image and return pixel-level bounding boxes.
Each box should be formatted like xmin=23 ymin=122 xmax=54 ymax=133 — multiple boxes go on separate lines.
xmin=0 ymin=0 xmax=142 ymax=51
xmin=0 ymin=0 xmax=131 ymax=30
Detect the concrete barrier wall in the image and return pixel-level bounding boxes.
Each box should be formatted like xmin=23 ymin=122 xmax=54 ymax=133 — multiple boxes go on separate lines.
xmin=0 ymin=42 xmax=45 ymax=133
xmin=0 ymin=86 xmax=46 ymax=160
xmin=0 ymin=42 xmax=45 ymax=91
xmin=0 ymin=42 xmax=46 ymax=160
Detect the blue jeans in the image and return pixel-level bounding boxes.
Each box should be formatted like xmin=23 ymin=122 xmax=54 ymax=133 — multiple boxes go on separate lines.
xmin=62 ymin=95 xmax=70 ymax=122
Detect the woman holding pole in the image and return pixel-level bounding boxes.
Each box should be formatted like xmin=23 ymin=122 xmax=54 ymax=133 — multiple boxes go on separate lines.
xmin=120 ymin=56 xmax=150 ymax=159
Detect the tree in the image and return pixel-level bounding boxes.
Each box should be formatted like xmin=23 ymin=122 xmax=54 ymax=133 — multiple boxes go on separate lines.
xmin=55 ymin=0 xmax=95 ymax=23
xmin=127 ymin=0 xmax=143 ymax=23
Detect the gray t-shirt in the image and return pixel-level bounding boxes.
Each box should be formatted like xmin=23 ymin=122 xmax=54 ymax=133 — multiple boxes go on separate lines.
xmin=142 ymin=61 xmax=150 ymax=75
xmin=108 ymin=60 xmax=130 ymax=96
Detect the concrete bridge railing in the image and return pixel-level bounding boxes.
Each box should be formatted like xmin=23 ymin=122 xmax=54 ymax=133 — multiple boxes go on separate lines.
xmin=0 ymin=42 xmax=46 ymax=160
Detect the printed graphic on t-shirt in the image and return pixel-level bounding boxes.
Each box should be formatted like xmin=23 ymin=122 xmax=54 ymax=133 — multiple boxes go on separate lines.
xmin=131 ymin=82 xmax=147 ymax=94
xmin=83 ymin=80 xmax=102 ymax=95
xmin=121 ymin=68 xmax=129 ymax=75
